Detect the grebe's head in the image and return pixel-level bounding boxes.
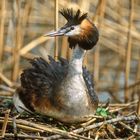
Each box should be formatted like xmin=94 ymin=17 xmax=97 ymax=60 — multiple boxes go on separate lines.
xmin=45 ymin=8 xmax=99 ymax=50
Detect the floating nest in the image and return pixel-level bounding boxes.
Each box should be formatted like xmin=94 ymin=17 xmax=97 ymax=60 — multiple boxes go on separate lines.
xmin=0 ymin=98 xmax=139 ymax=140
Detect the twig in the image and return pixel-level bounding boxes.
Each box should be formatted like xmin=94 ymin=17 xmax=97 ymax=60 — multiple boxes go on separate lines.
xmin=0 ymin=133 xmax=46 ymax=139
xmin=95 ymin=132 xmax=99 ymax=140
xmin=119 ymin=121 xmax=139 ymax=135
xmin=46 ymin=134 xmax=64 ymax=140
xmin=0 ymin=92 xmax=13 ymax=96
xmin=109 ymin=100 xmax=138 ymax=113
xmin=0 ymin=84 xmax=15 ymax=93
xmin=0 ymin=116 xmax=42 ymax=134
xmin=127 ymin=135 xmax=135 ymax=140
xmin=134 ymin=124 xmax=138 ymax=134
xmin=16 ymin=123 xmax=44 ymax=132
xmin=0 ymin=73 xmax=14 ymax=87
xmin=12 ymin=116 xmax=18 ymax=139
xmin=81 ymin=118 xmax=96 ymax=126
xmin=0 ymin=117 xmax=93 ymax=140
xmin=1 ymin=110 xmax=10 ymax=137
xmin=107 ymin=100 xmax=138 ymax=107
xmin=19 ymin=36 xmax=50 ymax=55
xmin=106 ymin=124 xmax=117 ymax=138
xmin=137 ymin=93 xmax=140 ymax=116
xmin=110 ymin=104 xmax=136 ymax=113
xmin=72 ymin=115 xmax=138 ymax=134
xmin=46 ymin=115 xmax=139 ymax=140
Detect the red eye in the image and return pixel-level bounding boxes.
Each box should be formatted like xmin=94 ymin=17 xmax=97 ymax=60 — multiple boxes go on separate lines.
xmin=71 ymin=26 xmax=74 ymax=30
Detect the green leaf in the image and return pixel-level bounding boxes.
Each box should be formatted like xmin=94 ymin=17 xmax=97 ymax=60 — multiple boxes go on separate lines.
xmin=96 ymin=107 xmax=109 ymax=117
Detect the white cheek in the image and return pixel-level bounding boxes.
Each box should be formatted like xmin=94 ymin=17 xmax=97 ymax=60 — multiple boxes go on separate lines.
xmin=65 ymin=26 xmax=81 ymax=36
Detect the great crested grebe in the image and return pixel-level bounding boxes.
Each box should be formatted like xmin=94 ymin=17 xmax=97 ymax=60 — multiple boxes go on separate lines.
xmin=13 ymin=8 xmax=99 ymax=123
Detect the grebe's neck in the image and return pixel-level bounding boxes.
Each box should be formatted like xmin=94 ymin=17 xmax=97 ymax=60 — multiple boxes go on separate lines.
xmin=68 ymin=46 xmax=86 ymax=74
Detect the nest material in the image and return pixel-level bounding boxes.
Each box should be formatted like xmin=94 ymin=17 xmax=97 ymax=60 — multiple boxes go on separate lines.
xmin=0 ymin=98 xmax=139 ymax=140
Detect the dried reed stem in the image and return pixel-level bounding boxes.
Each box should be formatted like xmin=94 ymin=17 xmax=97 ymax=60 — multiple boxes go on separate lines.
xmin=0 ymin=0 xmax=6 ymax=62
xmin=0 ymin=0 xmax=6 ymax=84
xmin=124 ymin=0 xmax=134 ymax=102
xmin=48 ymin=114 xmax=138 ymax=139
xmin=136 ymin=57 xmax=140 ymax=115
xmin=0 ymin=73 xmax=13 ymax=87
xmin=1 ymin=110 xmax=10 ymax=137
xmin=72 ymin=115 xmax=137 ymax=134
xmin=137 ymin=94 xmax=140 ymax=116
xmin=0 ymin=117 xmax=92 ymax=140
xmin=0 ymin=92 xmax=13 ymax=96
xmin=12 ymin=0 xmax=32 ymax=81
xmin=94 ymin=0 xmax=106 ymax=89
xmin=54 ymin=0 xmax=59 ymax=60
xmin=20 ymin=36 xmax=50 ymax=55
xmin=67 ymin=47 xmax=72 ymax=61
xmin=1 ymin=133 xmax=45 ymax=139
xmin=12 ymin=1 xmax=22 ymax=81
xmin=61 ymin=37 xmax=68 ymax=58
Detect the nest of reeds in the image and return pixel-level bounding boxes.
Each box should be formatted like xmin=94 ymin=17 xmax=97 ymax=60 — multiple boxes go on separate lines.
xmin=0 ymin=96 xmax=139 ymax=140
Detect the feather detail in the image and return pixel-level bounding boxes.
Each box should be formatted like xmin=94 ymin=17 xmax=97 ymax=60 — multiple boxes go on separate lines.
xmin=20 ymin=56 xmax=97 ymax=103
xmin=59 ymin=8 xmax=87 ymax=25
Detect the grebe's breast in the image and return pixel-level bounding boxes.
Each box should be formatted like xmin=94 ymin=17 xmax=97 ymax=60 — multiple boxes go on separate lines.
xmin=51 ymin=65 xmax=97 ymax=118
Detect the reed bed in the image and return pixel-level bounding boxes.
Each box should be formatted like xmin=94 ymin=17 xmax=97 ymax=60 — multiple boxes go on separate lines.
xmin=0 ymin=0 xmax=140 ymax=139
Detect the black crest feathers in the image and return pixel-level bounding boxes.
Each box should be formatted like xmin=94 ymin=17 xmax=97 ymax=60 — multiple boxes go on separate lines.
xmin=59 ymin=8 xmax=87 ymax=25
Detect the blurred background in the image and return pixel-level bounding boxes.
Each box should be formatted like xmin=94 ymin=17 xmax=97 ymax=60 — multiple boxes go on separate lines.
xmin=0 ymin=0 xmax=140 ymax=103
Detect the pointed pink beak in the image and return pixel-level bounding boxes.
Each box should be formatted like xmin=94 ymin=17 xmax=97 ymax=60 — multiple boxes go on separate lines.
xmin=44 ymin=28 xmax=67 ymax=37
